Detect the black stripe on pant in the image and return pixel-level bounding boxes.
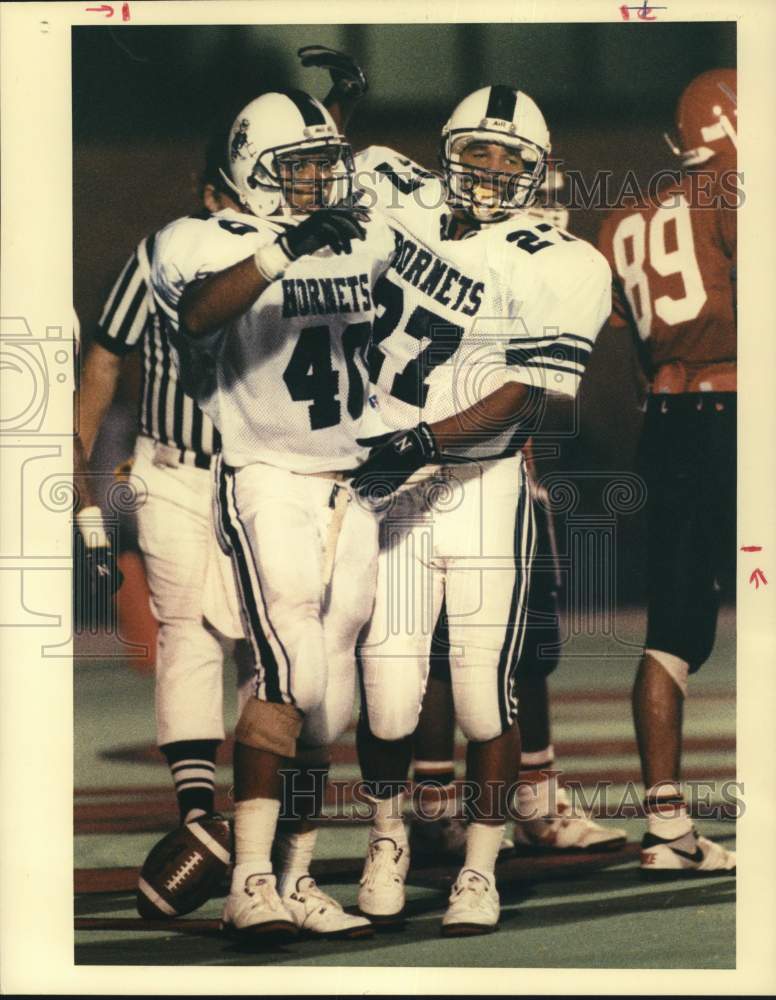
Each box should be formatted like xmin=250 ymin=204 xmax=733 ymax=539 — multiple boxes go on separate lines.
xmin=496 ymin=478 xmax=536 ymax=731
xmin=216 ymin=461 xmax=289 ymax=704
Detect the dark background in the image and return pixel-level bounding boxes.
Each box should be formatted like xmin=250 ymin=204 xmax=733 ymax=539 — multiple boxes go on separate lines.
xmin=73 ymin=22 xmax=736 ymax=602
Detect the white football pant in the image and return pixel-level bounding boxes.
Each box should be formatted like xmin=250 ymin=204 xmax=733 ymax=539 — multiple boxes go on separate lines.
xmin=359 ymin=454 xmax=535 ymax=743
xmin=215 ymin=459 xmax=380 ymax=749
xmin=130 ymin=435 xmax=255 ymax=746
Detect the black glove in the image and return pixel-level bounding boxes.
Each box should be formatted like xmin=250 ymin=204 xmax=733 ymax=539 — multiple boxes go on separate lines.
xmin=298 ymin=45 xmax=368 ymax=98
xmin=279 ymin=207 xmax=368 ymax=260
xmin=351 ymin=423 xmax=439 ymax=502
xmin=74 ymin=528 xmax=124 ymax=630
xmin=82 ymin=543 xmax=124 ymax=598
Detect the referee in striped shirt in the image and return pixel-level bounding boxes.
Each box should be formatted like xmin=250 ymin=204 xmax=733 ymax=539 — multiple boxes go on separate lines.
xmin=76 ymin=131 xmax=255 ymax=827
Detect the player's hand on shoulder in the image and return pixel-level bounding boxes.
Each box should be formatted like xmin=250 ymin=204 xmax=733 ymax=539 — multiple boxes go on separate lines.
xmin=297 ymin=44 xmax=368 ymax=98
xmin=279 ymin=206 xmax=370 ymax=261
xmin=350 ymin=423 xmax=439 ymax=502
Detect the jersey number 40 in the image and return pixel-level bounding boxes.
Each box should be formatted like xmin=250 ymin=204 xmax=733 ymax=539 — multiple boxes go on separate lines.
xmin=283 ymin=322 xmax=370 ymax=430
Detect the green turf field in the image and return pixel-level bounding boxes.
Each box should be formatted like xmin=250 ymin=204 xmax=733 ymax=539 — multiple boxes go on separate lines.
xmin=74 ymin=606 xmax=736 ymax=968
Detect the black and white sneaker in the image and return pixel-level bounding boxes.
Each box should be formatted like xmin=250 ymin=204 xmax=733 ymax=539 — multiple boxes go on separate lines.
xmin=640 ymin=827 xmax=736 ymax=878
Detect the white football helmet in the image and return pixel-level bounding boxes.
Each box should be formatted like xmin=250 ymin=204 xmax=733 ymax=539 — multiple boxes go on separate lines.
xmin=221 ymin=90 xmax=354 ymax=218
xmin=440 ymin=85 xmax=551 ymax=221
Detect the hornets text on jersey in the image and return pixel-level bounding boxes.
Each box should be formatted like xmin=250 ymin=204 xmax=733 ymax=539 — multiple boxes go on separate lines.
xmin=151 ymin=206 xmax=398 ymax=472
xmin=353 ymin=146 xmax=611 ymax=458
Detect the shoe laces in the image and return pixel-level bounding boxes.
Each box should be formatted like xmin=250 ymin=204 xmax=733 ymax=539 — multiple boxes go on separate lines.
xmin=451 ymin=869 xmax=492 ymax=902
xmin=361 ymin=837 xmax=405 ymax=888
xmin=243 ymin=873 xmax=285 ymax=913
xmin=286 ymin=876 xmax=341 ymax=916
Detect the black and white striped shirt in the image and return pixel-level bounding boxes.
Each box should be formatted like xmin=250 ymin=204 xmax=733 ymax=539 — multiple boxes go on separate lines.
xmin=93 ymin=231 xmax=221 ymax=468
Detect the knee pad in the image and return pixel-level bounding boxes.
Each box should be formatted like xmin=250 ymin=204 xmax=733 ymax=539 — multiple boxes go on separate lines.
xmin=363 ymin=692 xmax=420 ymax=741
xmin=235 ymin=698 xmax=303 ymax=757
xmin=369 ymin=712 xmax=418 ymax=743
xmin=645 ymin=648 xmax=689 ymax=697
xmin=456 ymin=712 xmax=506 ymax=744
xmin=359 ymin=663 xmax=423 ymax=742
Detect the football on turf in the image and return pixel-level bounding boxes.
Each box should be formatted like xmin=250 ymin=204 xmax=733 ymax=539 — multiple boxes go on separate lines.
xmin=136 ymin=815 xmax=232 ymax=919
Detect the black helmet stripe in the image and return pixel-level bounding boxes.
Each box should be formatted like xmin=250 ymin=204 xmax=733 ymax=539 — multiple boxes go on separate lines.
xmin=282 ymin=89 xmax=327 ymax=127
xmin=486 ymin=85 xmax=518 ymax=121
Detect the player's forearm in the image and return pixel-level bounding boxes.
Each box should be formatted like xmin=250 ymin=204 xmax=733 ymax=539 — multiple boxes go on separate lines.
xmin=429 ymin=382 xmax=541 ymax=450
xmin=179 ymin=255 xmax=273 ymax=338
xmin=323 ymin=88 xmax=360 ymax=133
xmin=77 ymin=344 xmax=123 ymax=459
xmin=73 ymin=433 xmax=95 ymax=512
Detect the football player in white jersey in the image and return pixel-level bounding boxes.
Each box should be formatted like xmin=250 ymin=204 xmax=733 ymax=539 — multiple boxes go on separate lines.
xmin=151 ymin=89 xmax=397 ymax=941
xmin=300 ymin=48 xmax=627 ymax=868
xmin=343 ymin=86 xmax=612 ymax=935
xmin=405 ymin=183 xmax=628 ymax=862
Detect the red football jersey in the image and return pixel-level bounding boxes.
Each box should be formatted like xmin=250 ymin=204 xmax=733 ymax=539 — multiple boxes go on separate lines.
xmin=597 ymin=165 xmax=737 ymax=372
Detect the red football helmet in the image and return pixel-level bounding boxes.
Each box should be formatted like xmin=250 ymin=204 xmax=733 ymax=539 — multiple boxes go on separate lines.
xmin=665 ymin=68 xmax=737 ymax=167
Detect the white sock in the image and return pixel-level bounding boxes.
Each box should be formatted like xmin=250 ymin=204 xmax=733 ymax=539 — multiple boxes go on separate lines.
xmin=645 ymin=782 xmax=692 ymax=839
xmin=463 ymin=821 xmax=505 ymax=877
xmin=515 ymin=772 xmax=557 ymax=820
xmin=368 ymin=793 xmax=407 ymax=844
xmin=231 ymin=798 xmax=280 ymax=888
xmin=275 ymin=828 xmax=318 ymax=896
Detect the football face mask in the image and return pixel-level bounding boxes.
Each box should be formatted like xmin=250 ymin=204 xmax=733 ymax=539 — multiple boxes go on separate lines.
xmin=251 ymin=140 xmax=355 ymax=216
xmin=663 ymin=68 xmax=737 ymax=167
xmin=223 ymin=91 xmax=355 ymax=218
xmin=440 ymin=86 xmax=551 ymax=223
xmin=446 ymin=136 xmax=546 ymax=222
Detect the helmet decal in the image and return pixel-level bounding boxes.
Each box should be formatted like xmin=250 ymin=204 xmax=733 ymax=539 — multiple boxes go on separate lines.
xmin=230 ymin=119 xmax=253 ymax=162
xmin=224 ymin=92 xmax=354 ymax=219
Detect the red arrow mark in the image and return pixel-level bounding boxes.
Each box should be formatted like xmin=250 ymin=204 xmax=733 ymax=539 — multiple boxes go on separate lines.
xmin=85 ymin=5 xmax=114 ymax=16
xmin=749 ymin=568 xmax=768 ymax=589
xmin=741 ymin=545 xmax=763 ymax=552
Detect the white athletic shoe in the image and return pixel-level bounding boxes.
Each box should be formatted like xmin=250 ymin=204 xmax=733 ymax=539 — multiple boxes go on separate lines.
xmin=513 ymin=787 xmax=627 ymax=852
xmin=640 ymin=828 xmax=736 ymax=878
xmin=357 ymin=836 xmax=409 ymax=923
xmin=282 ymin=876 xmax=373 ymax=938
xmin=441 ymin=868 xmax=500 ymax=937
xmin=409 ymin=817 xmax=513 ymax=861
xmin=221 ymin=871 xmax=296 ymax=939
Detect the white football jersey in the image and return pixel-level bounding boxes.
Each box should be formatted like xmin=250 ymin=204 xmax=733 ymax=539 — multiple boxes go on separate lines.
xmin=353 ymin=146 xmax=611 ymax=459
xmin=151 ymin=206 xmax=398 ymax=471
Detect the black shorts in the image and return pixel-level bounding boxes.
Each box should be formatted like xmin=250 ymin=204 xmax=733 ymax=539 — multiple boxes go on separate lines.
xmin=638 ymin=392 xmax=736 ymax=672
